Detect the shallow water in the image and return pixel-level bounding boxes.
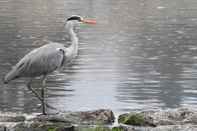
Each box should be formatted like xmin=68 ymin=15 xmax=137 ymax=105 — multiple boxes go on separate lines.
xmin=1 ymin=0 xmax=197 ymax=114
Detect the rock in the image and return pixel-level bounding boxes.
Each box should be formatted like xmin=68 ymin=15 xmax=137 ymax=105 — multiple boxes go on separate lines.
xmin=120 ymin=125 xmax=197 ymax=131
xmin=0 ymin=112 xmax=27 ymax=130
xmin=75 ymin=126 xmax=111 ymax=131
xmin=78 ymin=109 xmax=115 ymax=124
xmin=12 ymin=109 xmax=114 ymax=131
xmin=146 ymin=108 xmax=193 ymax=125
xmin=75 ymin=126 xmax=126 ymax=131
xmin=0 ymin=126 xmax=7 ymax=131
xmin=0 ymin=112 xmax=26 ymax=122
xmin=118 ymin=108 xmax=197 ymax=127
xmin=3 ymin=108 xmax=197 ymax=131
xmin=34 ymin=109 xmax=115 ymax=125
xmin=14 ymin=121 xmax=74 ymax=131
xmin=118 ymin=113 xmax=144 ymax=126
xmin=0 ymin=116 xmax=25 ymax=122
xmin=183 ymin=113 xmax=197 ymax=124
xmin=112 ymin=126 xmax=129 ymax=131
xmin=118 ymin=113 xmax=155 ymax=127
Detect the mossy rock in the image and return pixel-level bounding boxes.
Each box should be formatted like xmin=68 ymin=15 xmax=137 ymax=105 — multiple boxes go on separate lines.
xmin=118 ymin=113 xmax=145 ymax=126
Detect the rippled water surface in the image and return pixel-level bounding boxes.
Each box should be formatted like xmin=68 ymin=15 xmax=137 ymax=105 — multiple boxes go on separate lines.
xmin=1 ymin=0 xmax=197 ymax=114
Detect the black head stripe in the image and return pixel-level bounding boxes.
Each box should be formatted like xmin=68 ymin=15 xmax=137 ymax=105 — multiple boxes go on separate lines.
xmin=67 ymin=16 xmax=81 ymax=21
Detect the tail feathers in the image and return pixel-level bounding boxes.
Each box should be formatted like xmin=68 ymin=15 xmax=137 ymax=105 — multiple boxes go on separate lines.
xmin=3 ymin=77 xmax=8 ymax=84
xmin=3 ymin=70 xmax=19 ymax=84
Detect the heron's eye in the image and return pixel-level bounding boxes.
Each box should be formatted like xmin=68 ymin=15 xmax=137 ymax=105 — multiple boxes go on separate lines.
xmin=56 ymin=48 xmax=65 ymax=53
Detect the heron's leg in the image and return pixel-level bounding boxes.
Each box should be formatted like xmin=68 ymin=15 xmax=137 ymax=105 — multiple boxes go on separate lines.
xmin=27 ymin=79 xmax=56 ymax=110
xmin=27 ymin=79 xmax=43 ymax=101
xmin=41 ymin=75 xmax=47 ymax=115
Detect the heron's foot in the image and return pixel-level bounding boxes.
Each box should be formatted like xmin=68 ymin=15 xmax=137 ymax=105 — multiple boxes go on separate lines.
xmin=37 ymin=111 xmax=60 ymax=116
xmin=37 ymin=104 xmax=61 ymax=115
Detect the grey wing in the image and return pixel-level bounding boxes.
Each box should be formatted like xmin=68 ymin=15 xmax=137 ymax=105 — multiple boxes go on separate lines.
xmin=24 ymin=48 xmax=66 ymax=77
xmin=4 ymin=47 xmax=65 ymax=83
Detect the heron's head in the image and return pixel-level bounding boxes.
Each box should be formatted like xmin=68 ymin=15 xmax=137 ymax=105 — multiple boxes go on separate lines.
xmin=66 ymin=15 xmax=96 ymax=29
xmin=67 ymin=15 xmax=83 ymax=22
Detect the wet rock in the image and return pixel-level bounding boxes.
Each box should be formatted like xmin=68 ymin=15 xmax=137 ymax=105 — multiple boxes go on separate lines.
xmin=75 ymin=126 xmax=126 ymax=131
xmin=0 ymin=126 xmax=7 ymax=131
xmin=183 ymin=112 xmax=197 ymax=124
xmin=118 ymin=113 xmax=155 ymax=127
xmin=75 ymin=126 xmax=111 ymax=131
xmin=76 ymin=125 xmax=197 ymax=131
xmin=0 ymin=116 xmax=25 ymax=123
xmin=77 ymin=109 xmax=115 ymax=124
xmin=118 ymin=108 xmax=197 ymax=127
xmin=112 ymin=126 xmax=129 ymax=131
xmin=14 ymin=121 xmax=74 ymax=131
xmin=0 ymin=112 xmax=27 ymax=130
xmin=12 ymin=109 xmax=114 ymax=131
xmin=119 ymin=113 xmax=144 ymax=126
xmin=147 ymin=108 xmax=193 ymax=125
xmin=120 ymin=125 xmax=197 ymax=131
xmin=34 ymin=109 xmax=115 ymax=125
xmin=3 ymin=108 xmax=197 ymax=131
xmin=0 ymin=112 xmax=26 ymax=122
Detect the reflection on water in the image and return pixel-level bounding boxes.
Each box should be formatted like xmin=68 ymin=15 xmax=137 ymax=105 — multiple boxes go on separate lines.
xmin=1 ymin=0 xmax=197 ymax=114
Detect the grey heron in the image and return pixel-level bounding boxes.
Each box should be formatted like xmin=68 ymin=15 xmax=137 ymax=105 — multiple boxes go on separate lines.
xmin=3 ymin=15 xmax=96 ymax=115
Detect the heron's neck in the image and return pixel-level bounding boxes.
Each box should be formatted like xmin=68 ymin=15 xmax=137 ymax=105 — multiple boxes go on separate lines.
xmin=68 ymin=23 xmax=78 ymax=55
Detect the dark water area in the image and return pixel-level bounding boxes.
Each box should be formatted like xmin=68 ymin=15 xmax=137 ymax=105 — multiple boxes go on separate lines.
xmin=1 ymin=0 xmax=197 ymax=114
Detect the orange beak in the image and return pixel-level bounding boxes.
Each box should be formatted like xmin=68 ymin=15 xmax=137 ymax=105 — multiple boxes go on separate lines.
xmin=81 ymin=19 xmax=97 ymax=24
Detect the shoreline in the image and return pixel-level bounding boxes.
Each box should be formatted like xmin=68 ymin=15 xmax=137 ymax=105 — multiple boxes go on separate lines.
xmin=1 ymin=108 xmax=197 ymax=131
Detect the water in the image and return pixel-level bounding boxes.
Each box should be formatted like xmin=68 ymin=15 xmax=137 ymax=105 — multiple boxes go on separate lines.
xmin=1 ymin=0 xmax=197 ymax=114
